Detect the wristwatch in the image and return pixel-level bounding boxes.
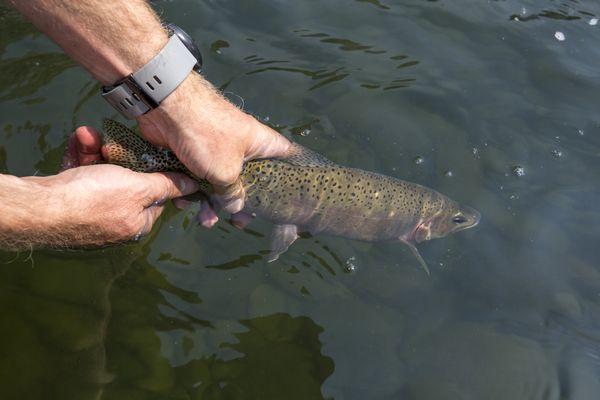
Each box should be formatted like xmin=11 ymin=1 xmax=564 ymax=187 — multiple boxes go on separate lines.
xmin=101 ymin=24 xmax=203 ymax=119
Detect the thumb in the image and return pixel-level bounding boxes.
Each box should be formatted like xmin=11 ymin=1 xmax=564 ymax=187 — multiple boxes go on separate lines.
xmin=141 ymin=172 xmax=200 ymax=205
xmin=245 ymin=123 xmax=291 ymax=161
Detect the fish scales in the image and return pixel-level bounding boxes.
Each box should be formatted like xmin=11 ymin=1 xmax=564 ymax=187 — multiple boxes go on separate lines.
xmin=102 ymin=119 xmax=480 ymax=273
xmin=242 ymin=160 xmax=441 ymax=241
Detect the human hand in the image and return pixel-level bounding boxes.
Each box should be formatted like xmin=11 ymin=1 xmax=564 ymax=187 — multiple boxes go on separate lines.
xmin=19 ymin=126 xmax=201 ymax=247
xmin=137 ymin=74 xmax=291 ymax=214
xmin=64 ymin=125 xmax=222 ymax=229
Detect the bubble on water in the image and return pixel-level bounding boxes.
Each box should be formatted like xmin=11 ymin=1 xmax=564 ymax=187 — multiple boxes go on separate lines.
xmin=413 ymin=156 xmax=424 ymax=165
xmin=263 ymin=116 xmax=270 ymax=122
xmin=345 ymin=257 xmax=357 ymax=273
xmin=551 ymin=149 xmax=563 ymax=158
xmin=590 ymin=18 xmax=598 ymax=26
xmin=521 ymin=7 xmax=527 ymax=15
xmin=34 ymin=61 xmax=40 ymax=67
xmin=299 ymin=129 xmax=311 ymax=137
xmin=578 ymin=129 xmax=584 ymax=136
xmin=444 ymin=170 xmax=454 ymax=177
xmin=509 ymin=194 xmax=519 ymax=200
xmin=555 ymin=31 xmax=565 ymax=41
xmin=512 ymin=165 xmax=525 ymax=177
xmin=472 ymin=147 xmax=479 ymax=157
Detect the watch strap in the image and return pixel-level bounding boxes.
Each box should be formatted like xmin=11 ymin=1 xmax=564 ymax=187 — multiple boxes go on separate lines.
xmin=102 ymin=35 xmax=198 ymax=119
xmin=132 ymin=34 xmax=197 ymax=104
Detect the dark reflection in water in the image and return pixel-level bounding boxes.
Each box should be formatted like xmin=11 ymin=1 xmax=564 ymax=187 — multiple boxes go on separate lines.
xmin=0 ymin=5 xmax=39 ymax=53
xmin=0 ymin=247 xmax=334 ymax=400
xmin=205 ymin=253 xmax=263 ymax=270
xmin=163 ymin=313 xmax=334 ymax=400
xmin=0 ymin=53 xmax=75 ymax=102
xmin=0 ymin=250 xmax=127 ymax=399
xmin=0 ymin=6 xmax=75 ymax=102
xmin=356 ymin=0 xmax=391 ymax=11
xmin=509 ymin=2 xmax=597 ymax=22
xmin=242 ymin=27 xmax=419 ymax=92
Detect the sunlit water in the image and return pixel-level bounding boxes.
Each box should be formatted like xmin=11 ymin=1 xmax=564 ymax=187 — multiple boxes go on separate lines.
xmin=1 ymin=1 xmax=600 ymax=399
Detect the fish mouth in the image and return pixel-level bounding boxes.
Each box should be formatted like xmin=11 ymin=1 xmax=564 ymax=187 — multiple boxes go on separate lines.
xmin=455 ymin=205 xmax=481 ymax=232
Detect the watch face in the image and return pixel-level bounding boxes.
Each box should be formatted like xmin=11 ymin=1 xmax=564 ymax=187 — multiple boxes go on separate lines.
xmin=166 ymin=23 xmax=203 ymax=73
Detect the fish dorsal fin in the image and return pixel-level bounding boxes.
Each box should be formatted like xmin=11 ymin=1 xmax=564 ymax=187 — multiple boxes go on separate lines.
xmin=267 ymin=224 xmax=299 ymax=262
xmin=281 ymin=142 xmax=336 ymax=167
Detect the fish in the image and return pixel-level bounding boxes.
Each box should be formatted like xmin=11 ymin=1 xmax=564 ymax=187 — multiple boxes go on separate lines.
xmin=102 ymin=119 xmax=480 ymax=274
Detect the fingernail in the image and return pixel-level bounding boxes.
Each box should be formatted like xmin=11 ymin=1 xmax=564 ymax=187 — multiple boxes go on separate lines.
xmin=223 ymin=198 xmax=244 ymax=214
xmin=173 ymin=198 xmax=192 ymax=210
xmin=197 ymin=211 xmax=219 ymax=228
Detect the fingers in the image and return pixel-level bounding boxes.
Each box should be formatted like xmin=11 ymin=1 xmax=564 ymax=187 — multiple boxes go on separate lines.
xmin=197 ymin=200 xmax=219 ymax=228
xmin=60 ymin=134 xmax=80 ymax=171
xmin=141 ymin=203 xmax=165 ymax=236
xmin=173 ymin=198 xmax=193 ymax=210
xmin=230 ymin=211 xmax=254 ymax=229
xmin=213 ymin=178 xmax=245 ymax=214
xmin=133 ymin=172 xmax=199 ymax=240
xmin=141 ymin=172 xmax=200 ymax=205
xmin=75 ymin=126 xmax=103 ymax=165
xmin=61 ymin=126 xmax=104 ymax=171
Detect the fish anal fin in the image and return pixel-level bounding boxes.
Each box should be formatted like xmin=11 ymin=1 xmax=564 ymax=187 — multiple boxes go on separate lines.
xmin=268 ymin=224 xmax=299 ymax=262
xmin=400 ymin=239 xmax=431 ymax=276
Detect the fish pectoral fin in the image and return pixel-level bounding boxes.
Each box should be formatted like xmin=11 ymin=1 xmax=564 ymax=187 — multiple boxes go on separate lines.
xmin=400 ymin=239 xmax=431 ymax=276
xmin=267 ymin=224 xmax=299 ymax=262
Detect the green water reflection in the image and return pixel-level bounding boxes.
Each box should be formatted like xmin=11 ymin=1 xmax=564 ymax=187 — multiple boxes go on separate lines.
xmin=2 ymin=1 xmax=600 ymax=399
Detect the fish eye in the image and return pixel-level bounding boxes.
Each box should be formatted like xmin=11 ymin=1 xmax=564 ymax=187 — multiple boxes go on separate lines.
xmin=452 ymin=215 xmax=467 ymax=224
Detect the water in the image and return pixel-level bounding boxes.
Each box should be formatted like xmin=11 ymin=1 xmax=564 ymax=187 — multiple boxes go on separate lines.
xmin=1 ymin=1 xmax=600 ymax=398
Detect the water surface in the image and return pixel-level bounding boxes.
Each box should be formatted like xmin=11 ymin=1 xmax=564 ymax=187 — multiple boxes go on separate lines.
xmin=1 ymin=1 xmax=600 ymax=399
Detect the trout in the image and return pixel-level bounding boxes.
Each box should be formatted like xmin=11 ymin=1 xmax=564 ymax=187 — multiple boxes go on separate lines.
xmin=102 ymin=119 xmax=480 ymax=273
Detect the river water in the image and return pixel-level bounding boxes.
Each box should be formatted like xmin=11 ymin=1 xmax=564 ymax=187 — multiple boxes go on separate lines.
xmin=1 ymin=1 xmax=599 ymax=399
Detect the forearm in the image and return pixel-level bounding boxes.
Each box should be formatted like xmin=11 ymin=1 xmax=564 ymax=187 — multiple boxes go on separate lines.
xmin=10 ymin=0 xmax=290 ymax=197
xmin=8 ymin=0 xmax=168 ymax=84
xmin=0 ymin=174 xmax=57 ymax=250
xmin=9 ymin=0 xmax=238 ymax=135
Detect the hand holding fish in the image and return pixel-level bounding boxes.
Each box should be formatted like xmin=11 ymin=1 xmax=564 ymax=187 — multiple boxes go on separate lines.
xmin=0 ymin=131 xmax=198 ymax=250
xmin=136 ymin=74 xmax=291 ymax=214
xmin=9 ymin=0 xmax=291 ymax=216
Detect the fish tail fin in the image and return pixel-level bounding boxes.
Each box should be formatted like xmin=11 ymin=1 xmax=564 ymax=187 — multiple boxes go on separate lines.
xmin=401 ymin=239 xmax=431 ymax=276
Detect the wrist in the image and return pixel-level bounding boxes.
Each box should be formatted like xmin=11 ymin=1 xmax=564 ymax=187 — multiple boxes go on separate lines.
xmin=138 ymin=73 xmax=259 ymax=147
xmin=101 ymin=31 xmax=169 ymax=85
